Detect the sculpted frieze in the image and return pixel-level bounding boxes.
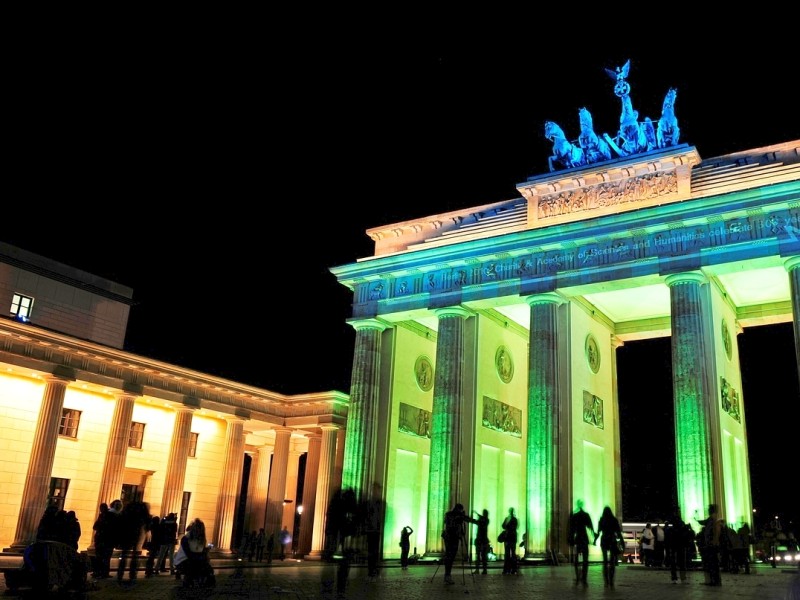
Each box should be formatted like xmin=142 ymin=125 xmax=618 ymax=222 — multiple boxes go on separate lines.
xmin=537 ymin=171 xmax=678 ymax=220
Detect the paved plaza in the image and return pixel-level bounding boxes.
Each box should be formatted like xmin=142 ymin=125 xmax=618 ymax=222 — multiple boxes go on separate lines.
xmin=1 ymin=556 xmax=798 ymax=600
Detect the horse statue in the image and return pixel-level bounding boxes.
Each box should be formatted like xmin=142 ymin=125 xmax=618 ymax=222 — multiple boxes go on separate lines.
xmin=604 ymin=91 xmax=648 ymax=157
xmin=657 ymin=87 xmax=680 ymax=148
xmin=544 ymin=120 xmax=585 ymax=171
xmin=578 ymin=107 xmax=612 ymax=164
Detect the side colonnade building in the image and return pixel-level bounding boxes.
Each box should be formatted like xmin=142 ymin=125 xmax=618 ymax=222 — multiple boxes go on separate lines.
xmin=330 ymin=140 xmax=800 ymax=561
xmin=0 ymin=241 xmax=348 ymax=558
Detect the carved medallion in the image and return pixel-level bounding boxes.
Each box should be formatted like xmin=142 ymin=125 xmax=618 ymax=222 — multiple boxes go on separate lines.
xmin=721 ymin=319 xmax=732 ymax=361
xmin=585 ymin=334 xmax=600 ymax=374
xmin=414 ymin=356 xmax=434 ymax=391
xmin=495 ymin=346 xmax=514 ymax=383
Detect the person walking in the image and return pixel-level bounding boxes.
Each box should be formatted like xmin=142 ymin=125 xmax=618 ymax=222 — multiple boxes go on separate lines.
xmin=399 ymin=525 xmax=413 ymax=570
xmin=472 ymin=510 xmax=490 ymax=575
xmin=595 ymin=506 xmax=623 ymax=588
xmin=266 ymin=533 xmax=275 ymax=564
xmin=501 ymin=507 xmax=519 ymax=575
xmin=569 ymin=499 xmax=594 ymax=587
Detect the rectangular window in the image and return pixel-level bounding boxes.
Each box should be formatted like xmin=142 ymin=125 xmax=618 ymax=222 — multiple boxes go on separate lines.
xmin=188 ymin=432 xmax=199 ymax=457
xmin=48 ymin=477 xmax=69 ymax=510
xmin=59 ymin=409 xmax=81 ymax=438
xmin=10 ymin=293 xmax=34 ymax=321
xmin=129 ymin=422 xmax=145 ymax=449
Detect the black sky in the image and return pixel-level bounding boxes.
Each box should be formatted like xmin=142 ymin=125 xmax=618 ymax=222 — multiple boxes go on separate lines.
xmin=3 ymin=12 xmax=799 ymax=529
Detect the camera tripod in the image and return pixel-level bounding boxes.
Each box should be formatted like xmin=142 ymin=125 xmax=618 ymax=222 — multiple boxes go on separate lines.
xmin=430 ymin=528 xmax=474 ymax=585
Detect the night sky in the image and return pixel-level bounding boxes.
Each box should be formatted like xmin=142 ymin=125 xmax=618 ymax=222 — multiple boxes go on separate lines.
xmin=4 ymin=13 xmax=799 ymax=531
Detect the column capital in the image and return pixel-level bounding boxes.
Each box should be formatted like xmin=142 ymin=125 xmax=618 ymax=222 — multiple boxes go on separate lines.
xmin=349 ymin=318 xmax=388 ymax=332
xmin=784 ymin=255 xmax=800 ymax=272
xmin=46 ymin=365 xmax=77 ymax=383
xmin=610 ymin=335 xmax=625 ymax=350
xmin=433 ymin=306 xmax=472 ymax=319
xmin=523 ymin=292 xmax=564 ymax=307
xmin=664 ymin=271 xmax=706 ymax=287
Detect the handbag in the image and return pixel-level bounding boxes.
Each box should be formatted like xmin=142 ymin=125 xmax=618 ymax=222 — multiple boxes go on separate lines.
xmin=174 ymin=544 xmax=188 ymax=566
xmin=498 ymin=531 xmax=507 ymax=544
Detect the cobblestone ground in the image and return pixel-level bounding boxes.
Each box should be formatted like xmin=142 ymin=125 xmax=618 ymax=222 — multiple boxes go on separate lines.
xmin=2 ymin=559 xmax=798 ymax=599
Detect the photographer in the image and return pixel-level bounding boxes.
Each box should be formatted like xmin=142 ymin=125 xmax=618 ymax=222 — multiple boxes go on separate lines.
xmin=441 ymin=503 xmax=476 ymax=584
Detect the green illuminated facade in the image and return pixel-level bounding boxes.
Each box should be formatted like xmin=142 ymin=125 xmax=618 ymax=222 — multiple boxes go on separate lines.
xmin=331 ymin=141 xmax=800 ymax=561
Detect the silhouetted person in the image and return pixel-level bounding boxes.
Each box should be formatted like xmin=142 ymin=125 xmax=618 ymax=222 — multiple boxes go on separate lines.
xmin=65 ymin=510 xmax=81 ymax=550
xmin=442 ymin=503 xmax=472 ymax=584
xmin=255 ymin=528 xmax=266 ymax=562
xmin=501 ymin=507 xmax=519 ymax=575
xmin=156 ymin=512 xmax=178 ymax=574
xmin=399 ymin=525 xmax=413 ymax=570
xmin=326 ymin=488 xmax=360 ymax=597
xmin=144 ymin=515 xmax=161 ymax=576
xmin=266 ymin=533 xmax=275 ymax=564
xmin=697 ymin=503 xmax=722 ymax=586
xmin=569 ymin=499 xmax=594 ymax=587
xmin=665 ymin=517 xmax=692 ymax=583
xmin=279 ymin=525 xmax=291 ymax=559
xmin=472 ymin=510 xmax=489 ymax=574
xmin=596 ymin=506 xmax=623 ymax=588
xmin=92 ymin=503 xmax=114 ymax=578
xmin=116 ymin=500 xmax=151 ymax=585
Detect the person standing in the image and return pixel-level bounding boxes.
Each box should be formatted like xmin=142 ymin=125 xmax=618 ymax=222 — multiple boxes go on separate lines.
xmin=640 ymin=523 xmax=655 ymax=566
xmin=266 ymin=533 xmax=275 ymax=564
xmin=399 ymin=525 xmax=413 ymax=570
xmin=569 ymin=499 xmax=594 ymax=587
xmin=116 ymin=500 xmax=151 ymax=585
xmin=255 ymin=528 xmax=266 ymax=562
xmin=156 ymin=512 xmax=178 ymax=574
xmin=595 ymin=506 xmax=623 ymax=588
xmin=442 ymin=503 xmax=468 ymax=585
xmin=501 ymin=507 xmax=519 ymax=575
xmin=279 ymin=525 xmax=291 ymax=560
xmin=144 ymin=515 xmax=161 ymax=577
xmin=472 ymin=510 xmax=490 ymax=575
xmin=92 ymin=503 xmax=114 ymax=579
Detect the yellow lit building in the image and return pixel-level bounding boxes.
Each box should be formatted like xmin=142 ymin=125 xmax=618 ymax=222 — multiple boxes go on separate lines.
xmin=0 ymin=241 xmax=347 ymax=557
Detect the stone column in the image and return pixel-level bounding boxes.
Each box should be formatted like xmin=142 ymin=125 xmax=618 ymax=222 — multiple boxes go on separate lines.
xmin=425 ymin=306 xmax=470 ymax=555
xmin=666 ymin=272 xmax=714 ymax=523
xmin=298 ymin=433 xmax=321 ymax=555
xmin=333 ymin=428 xmax=345 ymax=492
xmin=282 ymin=448 xmax=302 ymax=545
xmin=160 ymin=406 xmax=195 ymax=517
xmin=211 ymin=417 xmax=246 ymax=551
xmin=310 ymin=425 xmax=338 ymax=558
xmin=524 ymin=293 xmax=561 ymax=556
xmin=249 ymin=444 xmax=272 ymax=533
xmin=341 ymin=319 xmax=386 ymax=500
xmin=95 ymin=387 xmax=140 ymax=511
xmin=11 ymin=368 xmax=76 ymax=549
xmin=785 ymin=256 xmax=800 ymax=391
xmin=264 ymin=427 xmax=292 ymax=539
xmin=610 ymin=335 xmax=625 ymax=523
